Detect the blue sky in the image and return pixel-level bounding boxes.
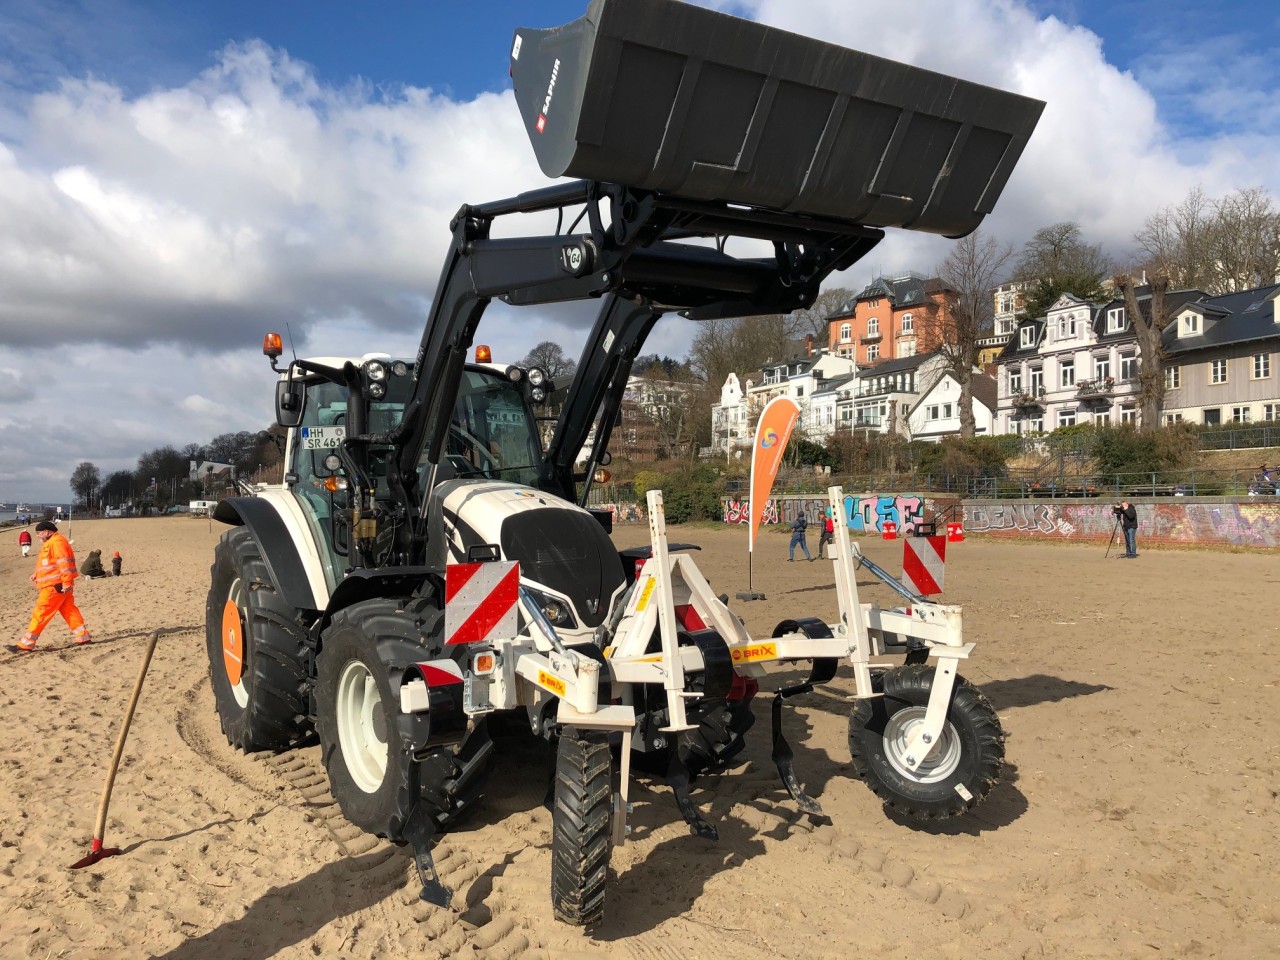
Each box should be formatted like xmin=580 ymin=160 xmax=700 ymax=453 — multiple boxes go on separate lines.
xmin=1 ymin=0 xmax=1278 ymax=502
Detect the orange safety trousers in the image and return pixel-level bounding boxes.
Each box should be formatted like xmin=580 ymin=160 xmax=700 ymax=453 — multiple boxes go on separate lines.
xmin=23 ymin=588 xmax=90 ymax=647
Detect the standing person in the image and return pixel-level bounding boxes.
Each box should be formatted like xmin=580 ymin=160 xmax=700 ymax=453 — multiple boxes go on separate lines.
xmin=18 ymin=528 xmax=32 ymax=557
xmin=7 ymin=520 xmax=92 ymax=653
xmin=111 ymin=551 xmax=122 ymax=577
xmin=1114 ymin=500 xmax=1139 ymax=558
xmin=788 ymin=509 xmax=812 ymax=562
xmin=817 ymin=507 xmax=835 ymax=559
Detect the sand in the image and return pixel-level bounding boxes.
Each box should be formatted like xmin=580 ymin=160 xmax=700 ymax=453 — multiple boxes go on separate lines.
xmin=1 ymin=516 xmax=1277 ymax=959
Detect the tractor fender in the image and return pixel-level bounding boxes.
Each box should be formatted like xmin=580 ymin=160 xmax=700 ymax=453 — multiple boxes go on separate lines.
xmin=213 ymin=496 xmax=318 ymax=613
xmin=320 ymin=567 xmax=441 ymax=636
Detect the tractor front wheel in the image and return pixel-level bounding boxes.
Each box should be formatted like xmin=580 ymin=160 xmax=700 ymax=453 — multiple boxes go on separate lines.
xmin=551 ymin=728 xmax=613 ymax=926
xmin=849 ymin=664 xmax=1003 ymax=820
xmin=316 ymin=599 xmax=490 ymax=841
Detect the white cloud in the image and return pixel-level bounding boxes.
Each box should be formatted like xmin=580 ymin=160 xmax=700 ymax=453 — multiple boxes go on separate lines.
xmin=3 ymin=0 xmax=1280 ymax=502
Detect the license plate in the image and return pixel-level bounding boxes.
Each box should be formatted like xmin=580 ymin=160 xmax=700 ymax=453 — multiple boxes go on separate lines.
xmin=300 ymin=426 xmax=345 ymax=449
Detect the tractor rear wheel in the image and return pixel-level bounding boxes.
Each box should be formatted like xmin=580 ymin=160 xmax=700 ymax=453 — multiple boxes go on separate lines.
xmin=206 ymin=528 xmax=309 ymax=751
xmin=849 ymin=664 xmax=1003 ymax=820
xmin=316 ymin=598 xmax=490 ymax=841
xmin=551 ymin=728 xmax=613 ymax=926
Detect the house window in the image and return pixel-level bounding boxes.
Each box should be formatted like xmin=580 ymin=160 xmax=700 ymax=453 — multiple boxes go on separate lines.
xmin=927 ymin=405 xmax=940 ymax=421
xmin=866 ymin=344 xmax=879 ymax=362
xmin=1106 ymin=307 xmax=1126 ymax=333
xmin=1263 ymin=403 xmax=1278 ymax=421
xmin=1121 ymin=407 xmax=1138 ymax=424
xmin=1230 ymin=406 xmax=1251 ymax=423
xmin=840 ymin=323 xmax=851 ymax=342
xmin=1028 ymin=416 xmax=1044 ymax=432
xmin=1164 ymin=413 xmax=1183 ymax=425
xmin=1060 ymin=359 xmax=1075 ymax=388
xmin=1020 ymin=326 xmax=1036 ymax=348
xmin=1095 ymin=357 xmax=1110 ymax=380
xmin=796 ymin=386 xmax=804 ymax=397
xmin=1165 ymin=366 xmax=1180 ymax=389
xmin=1254 ymin=353 xmax=1271 ymax=379
xmin=1057 ymin=410 xmax=1076 ymax=428
xmin=900 ymin=340 xmax=916 ymax=357
xmin=1009 ymin=370 xmax=1022 ymax=395
xmin=867 ymin=317 xmax=879 ymax=337
xmin=1180 ymin=312 xmax=1201 ymax=336
xmin=1119 ymin=352 xmax=1136 ymax=380
xmin=1029 ymin=368 xmax=1043 ymax=394
xmin=1210 ymin=359 xmax=1227 ymax=385
xmin=1057 ymin=314 xmax=1077 ymax=339
xmin=1094 ymin=411 xmax=1110 ymax=425
xmin=1202 ymin=408 xmax=1221 ymax=425
xmin=901 ymin=313 xmax=914 ymax=333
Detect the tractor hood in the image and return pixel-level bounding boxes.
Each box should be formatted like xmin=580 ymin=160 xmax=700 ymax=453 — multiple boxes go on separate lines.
xmin=510 ymin=0 xmax=1044 ymax=237
xmin=425 ymin=480 xmax=626 ymax=629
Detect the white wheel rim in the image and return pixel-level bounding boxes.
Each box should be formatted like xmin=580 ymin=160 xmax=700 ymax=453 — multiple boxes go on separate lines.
xmin=336 ymin=660 xmax=387 ymax=793
xmin=883 ymin=706 xmax=962 ymax=783
xmin=226 ymin=578 xmax=249 ymax=709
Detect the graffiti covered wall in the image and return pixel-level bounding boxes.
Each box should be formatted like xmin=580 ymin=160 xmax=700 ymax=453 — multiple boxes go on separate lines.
xmin=963 ymin=499 xmax=1280 ymax=549
xmin=722 ymin=494 xmax=959 ymax=535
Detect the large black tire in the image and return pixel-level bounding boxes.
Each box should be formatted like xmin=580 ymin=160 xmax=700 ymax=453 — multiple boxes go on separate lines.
xmin=206 ymin=528 xmax=310 ymax=751
xmin=551 ymin=729 xmax=613 ymax=926
xmin=315 ymin=598 xmax=491 ymax=841
xmin=849 ymin=664 xmax=1003 ymax=821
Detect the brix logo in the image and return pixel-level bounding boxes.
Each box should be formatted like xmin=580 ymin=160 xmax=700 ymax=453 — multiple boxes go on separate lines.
xmin=536 ymin=58 xmax=561 ymax=134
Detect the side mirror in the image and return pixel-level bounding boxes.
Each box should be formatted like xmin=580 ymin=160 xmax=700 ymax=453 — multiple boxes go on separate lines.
xmin=598 ymin=451 xmax=612 ymax=466
xmin=276 ymin=379 xmax=305 ymax=429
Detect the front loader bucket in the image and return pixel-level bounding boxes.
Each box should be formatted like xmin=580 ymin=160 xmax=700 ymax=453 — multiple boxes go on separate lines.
xmin=510 ymin=0 xmax=1043 ymax=238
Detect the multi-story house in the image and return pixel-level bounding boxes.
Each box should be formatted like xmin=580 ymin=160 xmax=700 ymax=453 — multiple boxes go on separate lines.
xmin=994 ymin=289 xmax=1204 ymax=434
xmin=976 ymin=280 xmax=1031 ymax=367
xmin=825 ymin=272 xmax=957 ymax=366
xmin=1161 ymin=283 xmax=1280 ymax=425
xmin=840 ymin=351 xmax=949 ymax=435
xmin=907 ymin=372 xmax=998 ymax=440
xmin=709 ymin=337 xmax=856 ymax=457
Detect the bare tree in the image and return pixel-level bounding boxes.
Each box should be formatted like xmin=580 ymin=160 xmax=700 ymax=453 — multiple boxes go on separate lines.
xmin=1134 ymin=186 xmax=1215 ymax=290
xmin=933 ymin=230 xmax=1014 ymax=437
xmin=1114 ymin=271 xmax=1171 ymax=430
xmin=1015 ymin=222 xmax=1111 ymax=318
xmin=520 ymin=341 xmax=577 ymax=379
xmin=1136 ymin=186 xmax=1280 ymax=295
xmin=788 ymin=286 xmax=853 ymax=339
xmin=69 ymin=461 xmax=100 ymax=511
xmin=686 ymin=313 xmax=792 ymax=387
xmin=1207 ymin=187 xmax=1280 ymax=293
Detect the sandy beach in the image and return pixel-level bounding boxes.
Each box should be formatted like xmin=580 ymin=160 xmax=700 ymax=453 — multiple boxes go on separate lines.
xmin=1 ymin=515 xmax=1278 ymax=959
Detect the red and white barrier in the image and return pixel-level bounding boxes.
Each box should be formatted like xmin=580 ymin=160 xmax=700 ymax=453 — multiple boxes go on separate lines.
xmin=445 ymin=561 xmax=520 ymax=645
xmin=903 ymin=535 xmax=946 ymax=596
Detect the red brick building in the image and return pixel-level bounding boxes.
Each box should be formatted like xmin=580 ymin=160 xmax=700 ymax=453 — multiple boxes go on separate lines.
xmin=826 ymin=272 xmax=957 ymax=366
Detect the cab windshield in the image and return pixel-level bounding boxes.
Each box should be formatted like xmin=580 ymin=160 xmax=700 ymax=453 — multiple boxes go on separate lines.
xmin=429 ymin=369 xmax=544 ymax=487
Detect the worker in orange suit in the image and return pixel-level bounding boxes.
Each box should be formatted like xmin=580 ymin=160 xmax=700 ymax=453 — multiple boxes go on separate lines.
xmin=7 ymin=520 xmax=92 ymax=653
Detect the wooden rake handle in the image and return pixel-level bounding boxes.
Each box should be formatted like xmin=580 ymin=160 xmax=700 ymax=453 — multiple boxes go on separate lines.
xmin=91 ymin=629 xmax=162 ymax=846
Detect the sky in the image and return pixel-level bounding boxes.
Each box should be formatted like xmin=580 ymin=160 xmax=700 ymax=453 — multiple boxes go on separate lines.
xmin=1 ymin=0 xmax=1278 ymax=504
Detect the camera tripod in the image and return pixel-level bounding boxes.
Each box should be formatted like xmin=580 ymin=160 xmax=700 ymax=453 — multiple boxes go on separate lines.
xmin=1104 ymin=517 xmax=1121 ymax=558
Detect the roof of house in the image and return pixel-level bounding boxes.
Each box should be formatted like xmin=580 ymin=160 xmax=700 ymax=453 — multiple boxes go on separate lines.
xmin=1162 ymin=283 xmax=1280 ymax=356
xmin=858 ymin=349 xmax=941 ymax=377
xmin=838 ymin=274 xmax=952 ymax=314
xmin=971 ymin=373 xmax=998 ymax=412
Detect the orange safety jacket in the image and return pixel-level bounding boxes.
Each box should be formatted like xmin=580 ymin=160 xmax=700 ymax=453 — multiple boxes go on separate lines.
xmin=35 ymin=533 xmax=78 ymax=591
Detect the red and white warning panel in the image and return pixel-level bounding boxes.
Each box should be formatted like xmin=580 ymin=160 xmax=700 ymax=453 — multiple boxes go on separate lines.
xmin=902 ymin=535 xmax=946 ymax=596
xmin=445 ymin=561 xmax=520 ymax=645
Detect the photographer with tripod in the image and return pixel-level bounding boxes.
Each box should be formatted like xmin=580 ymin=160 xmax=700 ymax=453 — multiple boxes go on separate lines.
xmin=1112 ymin=499 xmax=1139 ymax=558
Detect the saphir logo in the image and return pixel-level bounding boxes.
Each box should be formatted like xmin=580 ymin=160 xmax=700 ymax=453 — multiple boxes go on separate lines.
xmin=760 ymin=429 xmax=779 ymax=449
xmin=536 ymin=58 xmax=561 ymax=134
